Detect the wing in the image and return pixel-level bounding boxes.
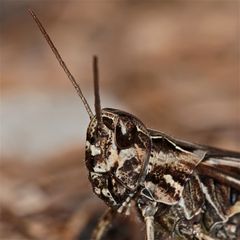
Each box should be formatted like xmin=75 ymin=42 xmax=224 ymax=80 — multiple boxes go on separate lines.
xmin=158 ymin=131 xmax=240 ymax=192
xmin=145 ymin=129 xmax=240 ymax=231
xmin=145 ymin=129 xmax=240 ymax=203
xmin=169 ymin=135 xmax=240 ymax=225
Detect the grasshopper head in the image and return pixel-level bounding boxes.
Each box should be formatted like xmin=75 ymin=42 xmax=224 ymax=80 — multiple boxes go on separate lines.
xmin=85 ymin=108 xmax=151 ymax=208
xmin=29 ymin=10 xmax=152 ymax=212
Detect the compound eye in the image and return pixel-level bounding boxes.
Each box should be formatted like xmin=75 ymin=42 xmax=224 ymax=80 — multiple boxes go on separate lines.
xmin=115 ymin=117 xmax=137 ymax=149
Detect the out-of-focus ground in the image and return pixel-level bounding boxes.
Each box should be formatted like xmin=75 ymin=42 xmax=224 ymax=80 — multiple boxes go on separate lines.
xmin=1 ymin=1 xmax=239 ymax=240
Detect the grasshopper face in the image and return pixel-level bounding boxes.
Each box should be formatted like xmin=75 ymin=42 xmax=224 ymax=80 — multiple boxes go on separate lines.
xmin=85 ymin=108 xmax=151 ymax=208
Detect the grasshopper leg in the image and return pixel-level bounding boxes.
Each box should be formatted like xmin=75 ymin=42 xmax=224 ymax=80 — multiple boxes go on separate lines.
xmin=91 ymin=208 xmax=116 ymax=240
xmin=145 ymin=216 xmax=155 ymax=240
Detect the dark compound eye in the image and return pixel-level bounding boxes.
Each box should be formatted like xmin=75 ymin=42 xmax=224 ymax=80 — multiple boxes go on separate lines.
xmin=115 ymin=117 xmax=137 ymax=149
xmin=103 ymin=116 xmax=114 ymax=130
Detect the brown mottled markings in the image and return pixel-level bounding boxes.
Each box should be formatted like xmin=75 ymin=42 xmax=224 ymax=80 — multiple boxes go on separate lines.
xmin=121 ymin=158 xmax=139 ymax=172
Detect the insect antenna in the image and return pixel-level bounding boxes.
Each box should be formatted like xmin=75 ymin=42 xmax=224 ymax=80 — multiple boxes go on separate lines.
xmin=93 ymin=55 xmax=103 ymax=131
xmin=28 ymin=9 xmax=94 ymax=120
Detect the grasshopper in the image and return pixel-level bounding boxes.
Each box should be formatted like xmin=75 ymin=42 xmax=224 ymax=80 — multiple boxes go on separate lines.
xmin=29 ymin=10 xmax=240 ymax=240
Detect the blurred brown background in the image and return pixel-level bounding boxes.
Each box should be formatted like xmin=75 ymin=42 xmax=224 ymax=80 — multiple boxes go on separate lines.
xmin=1 ymin=1 xmax=239 ymax=240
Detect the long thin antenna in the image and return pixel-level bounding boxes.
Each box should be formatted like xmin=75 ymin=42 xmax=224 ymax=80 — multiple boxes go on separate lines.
xmin=28 ymin=9 xmax=94 ymax=119
xmin=93 ymin=55 xmax=103 ymax=130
